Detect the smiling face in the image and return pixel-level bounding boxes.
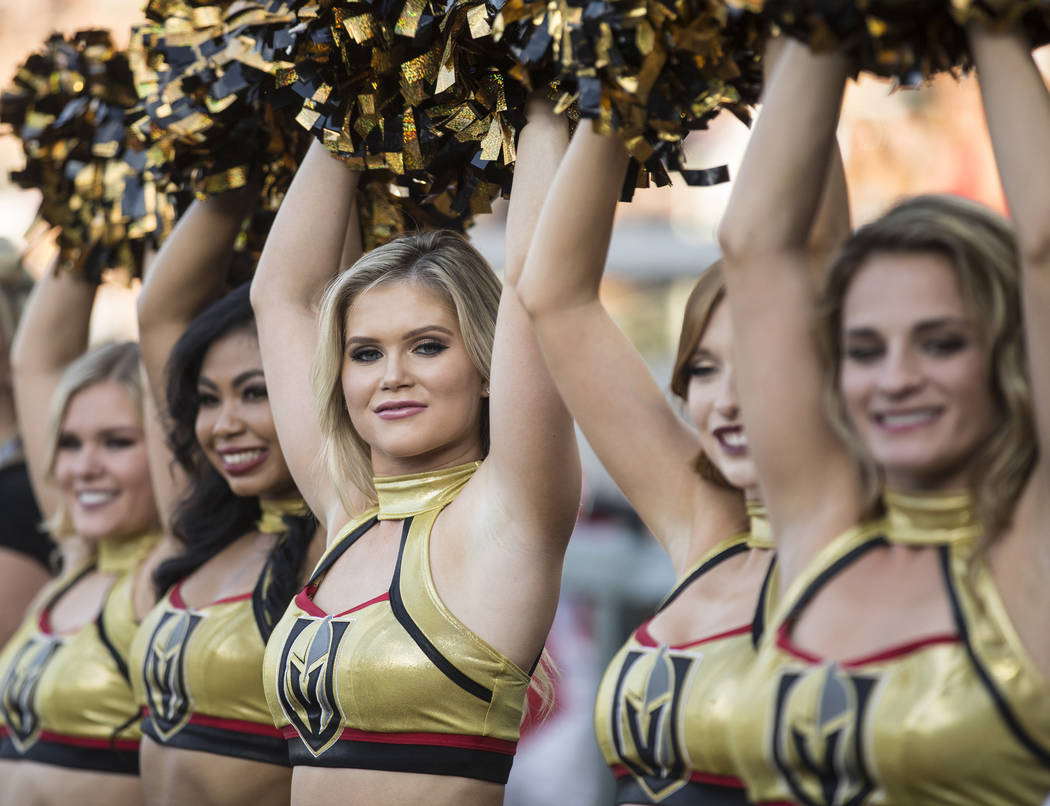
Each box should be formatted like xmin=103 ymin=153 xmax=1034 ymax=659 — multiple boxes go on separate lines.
xmin=839 ymin=251 xmax=998 ymax=491
xmin=53 ymin=381 xmax=157 ymax=542
xmin=341 ymin=280 xmax=486 ymax=476
xmin=685 ymin=301 xmax=759 ymax=496
xmin=194 ymin=328 xmax=295 ymax=498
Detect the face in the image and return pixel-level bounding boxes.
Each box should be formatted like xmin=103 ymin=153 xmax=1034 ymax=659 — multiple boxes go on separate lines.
xmin=685 ymin=301 xmax=759 ymax=495
xmin=53 ymin=381 xmax=157 ymax=541
xmin=194 ymin=329 xmax=296 ymax=498
xmin=341 ymin=280 xmax=486 ymax=476
xmin=839 ymin=251 xmax=997 ymax=490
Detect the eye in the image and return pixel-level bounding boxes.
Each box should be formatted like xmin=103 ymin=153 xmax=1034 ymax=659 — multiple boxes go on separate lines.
xmin=844 ymin=343 xmax=885 ymax=363
xmin=923 ymin=334 xmax=967 ymax=357
xmin=350 ymin=346 xmax=382 ymax=363
xmin=243 ymin=384 xmax=268 ymax=402
xmin=687 ymin=360 xmax=718 ymax=379
xmin=57 ymin=434 xmax=81 ymax=451
xmin=105 ymin=436 xmax=136 ymax=450
xmin=196 ymin=391 xmax=220 ymax=408
xmin=413 ymin=339 xmax=448 ymax=357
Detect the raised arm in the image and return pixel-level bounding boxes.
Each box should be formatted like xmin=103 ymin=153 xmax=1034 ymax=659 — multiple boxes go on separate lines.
xmin=969 ymin=26 xmax=1050 ymax=480
xmin=250 ymin=140 xmax=366 ymax=527
xmin=10 ymin=266 xmax=95 ymax=520
xmin=472 ymin=99 xmax=581 ymax=549
xmin=717 ymin=42 xmax=861 ymax=550
xmin=515 ymin=121 xmax=742 ymax=570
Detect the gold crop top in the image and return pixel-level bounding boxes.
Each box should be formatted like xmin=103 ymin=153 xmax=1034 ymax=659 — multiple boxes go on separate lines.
xmin=727 ymin=491 xmax=1050 ymax=805
xmin=263 ymin=462 xmax=532 ymax=783
xmin=594 ymin=504 xmax=775 ymax=805
xmin=129 ymin=498 xmax=309 ymax=766
xmin=0 ymin=532 xmax=159 ymax=774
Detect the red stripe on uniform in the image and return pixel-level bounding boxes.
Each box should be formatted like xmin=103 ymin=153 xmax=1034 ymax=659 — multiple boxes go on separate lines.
xmin=186 ymin=713 xmax=283 ymax=737
xmin=336 ymin=728 xmax=517 ymax=754
xmin=635 ymin=622 xmax=751 ymax=650
xmin=37 ymin=730 xmax=140 ymax=751
xmin=688 ymin=770 xmax=747 ymax=788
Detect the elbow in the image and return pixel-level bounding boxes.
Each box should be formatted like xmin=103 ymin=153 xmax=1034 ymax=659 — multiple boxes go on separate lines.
xmin=717 ymin=217 xmax=799 ymax=269
xmin=1016 ymin=230 xmax=1050 ymax=272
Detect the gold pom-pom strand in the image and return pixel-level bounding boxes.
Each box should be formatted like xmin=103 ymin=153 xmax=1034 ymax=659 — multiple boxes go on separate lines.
xmin=495 ymin=0 xmax=763 ymax=198
xmin=267 ymin=0 xmax=527 ymax=235
xmin=1 ymin=31 xmax=186 ymax=282
xmin=948 ymin=0 xmax=1050 ymax=42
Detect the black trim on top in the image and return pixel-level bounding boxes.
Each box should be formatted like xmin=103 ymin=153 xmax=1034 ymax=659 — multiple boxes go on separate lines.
xmin=287 ymin=736 xmax=514 ymax=783
xmin=939 ymin=545 xmax=1050 ymax=768
xmin=0 ymin=735 xmax=139 ymax=775
xmin=388 ymin=518 xmax=493 ymax=703
xmin=613 ymin=775 xmax=748 ymax=806
xmin=781 ymin=535 xmax=888 ymax=626
xmin=307 ymin=516 xmax=379 ymax=586
xmin=657 ymin=541 xmax=750 ymax=614
xmin=251 ymin=559 xmax=273 ymax=641
xmin=141 ymin=713 xmax=290 ymax=767
xmin=751 ymin=554 xmax=778 ymax=649
xmin=43 ymin=563 xmax=95 ymax=616
xmin=94 ymin=607 xmax=129 ymax=684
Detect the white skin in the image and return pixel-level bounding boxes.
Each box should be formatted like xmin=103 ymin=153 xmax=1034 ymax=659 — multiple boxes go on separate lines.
xmin=839 ymin=252 xmax=997 ymax=491
xmin=341 ymin=281 xmax=487 ymax=475
xmin=194 ymin=329 xmax=297 ymax=499
xmin=686 ymin=300 xmax=761 ymax=498
xmin=53 ymin=381 xmax=157 ymax=541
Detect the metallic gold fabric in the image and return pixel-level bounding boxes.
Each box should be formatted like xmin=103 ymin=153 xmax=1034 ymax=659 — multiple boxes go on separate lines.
xmin=747 ymin=500 xmax=773 ymax=550
xmin=727 ymin=522 xmax=1050 ymax=805
xmin=97 ymin=531 xmax=162 ymax=576
xmin=129 ymin=583 xmax=283 ymax=755
xmin=373 ymin=461 xmax=481 ymax=521
xmin=256 ymin=497 xmax=310 ymax=537
xmin=0 ymin=561 xmax=143 ymax=756
xmin=594 ymin=534 xmax=760 ymax=803
xmin=263 ymin=465 xmax=530 ymax=778
xmin=883 ymin=488 xmax=979 ymax=548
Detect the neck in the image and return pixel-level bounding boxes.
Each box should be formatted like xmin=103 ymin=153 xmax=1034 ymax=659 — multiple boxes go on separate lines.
xmin=370 ymin=444 xmax=484 ymax=479
xmin=374 ymin=461 xmax=480 ymax=520
xmin=884 ymin=461 xmax=973 ymax=496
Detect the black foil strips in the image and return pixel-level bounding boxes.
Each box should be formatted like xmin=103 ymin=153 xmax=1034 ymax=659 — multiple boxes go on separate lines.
xmin=0 ymin=30 xmax=185 ymax=281
xmin=494 ymin=0 xmax=763 ymax=197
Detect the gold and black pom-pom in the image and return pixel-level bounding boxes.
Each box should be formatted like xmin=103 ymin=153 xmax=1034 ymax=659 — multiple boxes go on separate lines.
xmin=495 ymin=0 xmax=764 ymax=198
xmin=0 ymin=30 xmax=185 ymax=281
xmin=266 ymin=0 xmax=527 ymax=235
xmin=737 ymin=1 xmax=1050 ymax=84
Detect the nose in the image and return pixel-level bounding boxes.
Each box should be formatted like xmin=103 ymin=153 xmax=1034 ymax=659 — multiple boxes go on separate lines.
xmin=714 ymin=363 xmax=740 ymax=419
xmin=71 ymin=442 xmax=104 ymax=479
xmin=877 ymin=344 xmax=923 ymax=398
xmin=380 ymin=350 xmax=412 ymax=391
xmin=213 ymin=399 xmax=245 ymax=436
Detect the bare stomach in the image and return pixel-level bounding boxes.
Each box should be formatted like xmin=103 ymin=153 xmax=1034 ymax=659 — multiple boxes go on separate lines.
xmin=0 ymin=758 xmax=144 ymax=806
xmin=291 ymin=767 xmax=505 ymax=806
xmin=139 ymin=737 xmax=291 ymax=806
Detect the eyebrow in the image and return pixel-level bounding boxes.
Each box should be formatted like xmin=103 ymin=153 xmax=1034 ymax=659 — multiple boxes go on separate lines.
xmin=196 ymin=369 xmax=264 ymax=390
xmin=345 ymin=325 xmax=454 ymax=347
xmin=845 ymin=317 xmax=972 ymax=339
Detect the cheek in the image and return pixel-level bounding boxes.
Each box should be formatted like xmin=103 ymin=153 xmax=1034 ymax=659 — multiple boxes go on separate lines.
xmin=195 ymin=410 xmax=216 ymax=451
xmin=52 ymin=455 xmax=74 ymax=489
xmin=838 ymin=367 xmax=870 ymax=422
xmin=685 ymin=385 xmax=714 ymax=432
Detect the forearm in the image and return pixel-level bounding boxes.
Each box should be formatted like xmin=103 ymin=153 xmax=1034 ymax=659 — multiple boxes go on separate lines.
xmin=515 ymin=122 xmax=628 ymax=315
xmin=718 ymin=41 xmax=850 ymax=262
xmin=251 ymin=140 xmax=360 ymax=315
xmin=970 ymin=25 xmax=1050 ymax=264
xmin=11 ymin=265 xmax=95 ymax=376
xmin=503 ymin=97 xmax=570 ymax=286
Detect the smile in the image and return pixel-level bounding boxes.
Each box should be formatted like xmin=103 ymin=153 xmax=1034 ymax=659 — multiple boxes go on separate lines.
xmin=218 ymin=448 xmax=269 ymax=475
xmin=713 ymin=426 xmax=749 ymax=457
xmin=873 ymin=408 xmax=942 ymax=433
xmin=76 ymin=490 xmax=118 ymax=509
xmin=375 ymin=401 xmax=427 ymax=420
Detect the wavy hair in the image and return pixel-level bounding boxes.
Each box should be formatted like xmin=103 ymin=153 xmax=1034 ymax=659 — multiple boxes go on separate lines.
xmin=818 ymin=194 xmax=1034 ymax=547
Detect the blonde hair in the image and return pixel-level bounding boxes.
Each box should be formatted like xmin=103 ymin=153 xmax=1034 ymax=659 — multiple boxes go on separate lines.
xmin=670 ymin=261 xmax=735 ymax=490
xmin=44 ymin=341 xmax=144 ymax=537
xmin=314 ymin=230 xmax=501 ymax=508
xmin=818 ymin=194 xmax=1033 ymax=548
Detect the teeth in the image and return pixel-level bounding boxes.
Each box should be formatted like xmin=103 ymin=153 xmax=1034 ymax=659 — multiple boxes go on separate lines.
xmin=880 ymin=411 xmax=937 ymax=428
xmin=720 ymin=430 xmax=748 ymax=448
xmin=77 ymin=491 xmax=116 ymax=506
xmin=222 ymin=449 xmax=264 ymax=466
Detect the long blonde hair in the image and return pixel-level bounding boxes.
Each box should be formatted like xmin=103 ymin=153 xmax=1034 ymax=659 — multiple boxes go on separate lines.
xmin=818 ymin=194 xmax=1033 ymax=548
xmin=44 ymin=341 xmax=144 ymax=537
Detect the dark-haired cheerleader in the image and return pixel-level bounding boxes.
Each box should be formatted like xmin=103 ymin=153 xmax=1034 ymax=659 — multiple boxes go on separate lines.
xmin=128 ymin=189 xmax=357 ymax=806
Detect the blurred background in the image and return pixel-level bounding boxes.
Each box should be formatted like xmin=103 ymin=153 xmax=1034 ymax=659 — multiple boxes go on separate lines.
xmin=0 ymin=3 xmax=1035 ymax=803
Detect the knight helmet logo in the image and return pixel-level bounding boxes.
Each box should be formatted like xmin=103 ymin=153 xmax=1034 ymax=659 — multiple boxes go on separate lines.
xmin=770 ymin=662 xmax=880 ymax=806
xmin=0 ymin=634 xmax=63 ymax=751
xmin=141 ymin=609 xmax=205 ymax=740
xmin=276 ymin=615 xmax=351 ymax=757
xmin=612 ymin=644 xmax=700 ymax=802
